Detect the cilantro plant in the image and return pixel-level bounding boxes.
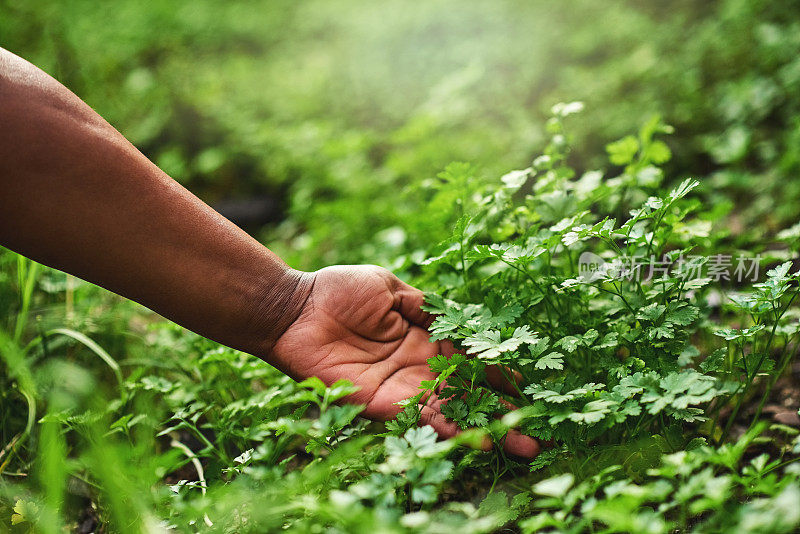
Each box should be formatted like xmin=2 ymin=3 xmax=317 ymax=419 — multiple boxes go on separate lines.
xmin=3 ymin=103 xmax=800 ymax=533
xmin=383 ymin=105 xmax=800 ymax=485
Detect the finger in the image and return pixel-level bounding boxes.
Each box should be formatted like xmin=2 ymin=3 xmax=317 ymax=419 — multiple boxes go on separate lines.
xmin=497 ymin=397 xmax=518 ymax=411
xmin=392 ymin=279 xmax=435 ymax=328
xmin=438 ymin=339 xmax=459 ymax=359
xmin=494 ymin=400 xmax=544 ymax=456
xmin=502 ymin=429 xmax=541 ymax=458
xmin=419 ymin=404 xmax=540 ymax=458
xmin=418 ymin=405 xmax=463 ymax=440
xmin=486 ymin=365 xmax=524 ymax=396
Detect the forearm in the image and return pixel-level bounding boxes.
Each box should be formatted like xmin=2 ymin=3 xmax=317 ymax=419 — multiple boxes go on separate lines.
xmin=0 ymin=48 xmax=312 ymax=359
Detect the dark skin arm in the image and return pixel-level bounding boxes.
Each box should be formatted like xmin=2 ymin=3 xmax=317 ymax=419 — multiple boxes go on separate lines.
xmin=0 ymin=48 xmax=539 ymax=458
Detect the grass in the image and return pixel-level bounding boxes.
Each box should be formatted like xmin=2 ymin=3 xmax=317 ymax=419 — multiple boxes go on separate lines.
xmin=2 ymin=1 xmax=800 ymax=531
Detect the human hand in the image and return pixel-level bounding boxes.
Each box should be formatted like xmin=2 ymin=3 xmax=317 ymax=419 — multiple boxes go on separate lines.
xmin=272 ymin=264 xmax=539 ymax=457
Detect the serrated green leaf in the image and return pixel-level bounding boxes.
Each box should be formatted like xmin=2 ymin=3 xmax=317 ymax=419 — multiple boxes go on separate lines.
xmin=535 ymin=352 xmax=565 ymax=370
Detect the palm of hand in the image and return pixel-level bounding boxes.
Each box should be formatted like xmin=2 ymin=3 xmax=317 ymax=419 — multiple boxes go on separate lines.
xmin=272 ymin=265 xmax=539 ymax=457
xmin=273 ymin=265 xmax=447 ymax=421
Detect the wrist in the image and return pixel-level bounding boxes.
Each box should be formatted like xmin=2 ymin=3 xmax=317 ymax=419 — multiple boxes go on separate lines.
xmin=243 ymin=265 xmax=315 ymax=361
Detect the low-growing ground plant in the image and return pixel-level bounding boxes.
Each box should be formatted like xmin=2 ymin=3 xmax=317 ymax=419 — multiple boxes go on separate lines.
xmin=384 ymin=104 xmax=800 ymax=530
xmin=1 ymin=105 xmax=799 ymax=533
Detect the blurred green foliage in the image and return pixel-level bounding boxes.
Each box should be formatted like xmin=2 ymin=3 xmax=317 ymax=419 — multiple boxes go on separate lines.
xmin=4 ymin=0 xmax=800 ymax=268
xmin=3 ymin=0 xmax=800 ymax=532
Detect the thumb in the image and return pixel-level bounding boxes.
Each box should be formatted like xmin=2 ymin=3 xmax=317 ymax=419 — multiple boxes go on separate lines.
xmin=392 ymin=278 xmax=434 ymax=328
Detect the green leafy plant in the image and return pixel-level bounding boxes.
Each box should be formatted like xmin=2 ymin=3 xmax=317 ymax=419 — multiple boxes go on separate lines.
xmin=2 ymin=101 xmax=800 ymax=532
xmin=403 ymin=109 xmax=726 ymax=457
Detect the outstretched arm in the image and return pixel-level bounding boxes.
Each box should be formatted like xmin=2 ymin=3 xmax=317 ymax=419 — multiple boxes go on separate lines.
xmin=0 ymin=48 xmax=539 ymax=457
xmin=0 ymin=47 xmax=309 ymax=358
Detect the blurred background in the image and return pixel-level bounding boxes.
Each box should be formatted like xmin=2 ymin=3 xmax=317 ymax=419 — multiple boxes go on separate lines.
xmin=3 ymin=0 xmax=799 ymax=271
xmin=4 ymin=1 xmax=800 ymax=530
